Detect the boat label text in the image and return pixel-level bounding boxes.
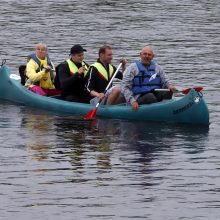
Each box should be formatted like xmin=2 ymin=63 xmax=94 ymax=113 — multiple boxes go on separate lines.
xmin=173 ymin=101 xmax=194 ymax=115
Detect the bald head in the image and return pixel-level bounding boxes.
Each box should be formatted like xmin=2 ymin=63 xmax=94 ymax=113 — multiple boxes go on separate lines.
xmin=140 ymin=46 xmax=154 ymax=65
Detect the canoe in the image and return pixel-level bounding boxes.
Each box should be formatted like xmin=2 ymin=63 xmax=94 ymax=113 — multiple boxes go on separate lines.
xmin=0 ymin=64 xmax=209 ymax=125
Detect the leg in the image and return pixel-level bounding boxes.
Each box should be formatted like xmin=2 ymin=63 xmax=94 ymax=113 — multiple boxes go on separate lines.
xmin=65 ymin=95 xmax=82 ymax=102
xmin=154 ymin=91 xmax=173 ymax=101
xmin=137 ymin=92 xmax=157 ymax=104
xmin=29 ymin=85 xmax=47 ymax=96
xmin=162 ymin=91 xmax=173 ymax=100
xmin=45 ymin=89 xmax=61 ymax=96
xmin=114 ymin=93 xmax=126 ymax=104
xmin=106 ymin=86 xmax=121 ymax=105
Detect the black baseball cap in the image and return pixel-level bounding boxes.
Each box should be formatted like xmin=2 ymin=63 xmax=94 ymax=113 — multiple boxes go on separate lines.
xmin=70 ymin=44 xmax=87 ymax=55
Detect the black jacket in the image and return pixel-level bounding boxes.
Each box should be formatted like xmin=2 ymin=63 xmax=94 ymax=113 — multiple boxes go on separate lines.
xmin=54 ymin=59 xmax=89 ymax=101
xmin=85 ymin=59 xmax=123 ymax=95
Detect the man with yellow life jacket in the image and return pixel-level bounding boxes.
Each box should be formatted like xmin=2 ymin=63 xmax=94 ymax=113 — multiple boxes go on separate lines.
xmin=25 ymin=43 xmax=60 ymax=96
xmin=54 ymin=44 xmax=89 ymax=103
xmin=85 ymin=45 xmax=126 ymax=105
xmin=122 ymin=46 xmax=176 ymax=111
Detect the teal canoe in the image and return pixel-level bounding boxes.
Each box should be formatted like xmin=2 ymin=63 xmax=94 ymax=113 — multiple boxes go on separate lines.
xmin=0 ymin=64 xmax=209 ymax=125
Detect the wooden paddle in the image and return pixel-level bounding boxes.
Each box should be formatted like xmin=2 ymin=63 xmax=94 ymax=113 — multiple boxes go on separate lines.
xmin=84 ymin=62 xmax=123 ymax=120
xmin=155 ymin=86 xmax=203 ymax=94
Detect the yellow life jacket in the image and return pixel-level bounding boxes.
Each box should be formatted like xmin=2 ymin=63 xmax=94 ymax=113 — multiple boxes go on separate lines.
xmin=28 ymin=53 xmax=55 ymax=89
xmin=66 ymin=59 xmax=88 ymax=77
xmin=91 ymin=62 xmax=114 ymax=81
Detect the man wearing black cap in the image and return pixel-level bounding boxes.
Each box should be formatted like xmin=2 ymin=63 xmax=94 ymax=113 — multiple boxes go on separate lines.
xmin=54 ymin=44 xmax=90 ymax=102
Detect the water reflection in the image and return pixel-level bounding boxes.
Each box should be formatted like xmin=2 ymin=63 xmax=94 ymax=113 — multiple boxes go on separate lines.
xmin=54 ymin=117 xmax=114 ymax=177
xmin=88 ymin=119 xmax=210 ymax=174
xmin=26 ymin=144 xmax=49 ymax=161
xmin=52 ymin=116 xmax=210 ymax=171
xmin=12 ymin=105 xmax=210 ymax=174
xmin=0 ymin=102 xmax=214 ymax=220
xmin=89 ymin=118 xmax=209 ymax=149
xmin=21 ymin=110 xmax=57 ymax=161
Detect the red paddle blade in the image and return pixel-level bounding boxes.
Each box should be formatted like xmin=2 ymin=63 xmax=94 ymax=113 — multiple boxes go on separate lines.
xmin=194 ymin=86 xmax=203 ymax=92
xmin=182 ymin=86 xmax=204 ymax=94
xmin=84 ymin=108 xmax=97 ymax=120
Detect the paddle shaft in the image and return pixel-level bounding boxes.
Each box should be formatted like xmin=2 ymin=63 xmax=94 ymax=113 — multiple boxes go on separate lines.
xmin=154 ymin=89 xmax=171 ymax=92
xmin=155 ymin=86 xmax=203 ymax=94
xmin=95 ymin=62 xmax=122 ymax=108
xmin=104 ymin=62 xmax=122 ymax=93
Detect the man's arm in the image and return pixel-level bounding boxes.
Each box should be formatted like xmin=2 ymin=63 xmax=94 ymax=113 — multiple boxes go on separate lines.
xmin=122 ymin=63 xmax=141 ymax=111
xmin=121 ymin=63 xmax=138 ymax=104
xmin=113 ymin=58 xmax=126 ymax=79
xmin=157 ymin=66 xmax=176 ymax=92
xmin=122 ymin=63 xmax=138 ymax=104
xmin=85 ymin=67 xmax=105 ymax=99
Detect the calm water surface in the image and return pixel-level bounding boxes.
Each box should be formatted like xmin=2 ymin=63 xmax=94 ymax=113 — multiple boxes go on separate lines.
xmin=0 ymin=0 xmax=220 ymax=219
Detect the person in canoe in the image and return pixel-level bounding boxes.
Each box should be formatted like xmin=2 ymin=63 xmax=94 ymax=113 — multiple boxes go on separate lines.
xmin=85 ymin=44 xmax=126 ymax=105
xmin=25 ymin=43 xmax=60 ymax=96
xmin=54 ymin=44 xmax=90 ymax=103
xmin=122 ymin=46 xmax=176 ymax=111
xmin=18 ymin=56 xmax=31 ymax=86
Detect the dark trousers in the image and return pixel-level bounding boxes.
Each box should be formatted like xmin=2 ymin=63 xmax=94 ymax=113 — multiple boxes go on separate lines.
xmin=137 ymin=91 xmax=173 ymax=105
xmin=63 ymin=94 xmax=90 ymax=103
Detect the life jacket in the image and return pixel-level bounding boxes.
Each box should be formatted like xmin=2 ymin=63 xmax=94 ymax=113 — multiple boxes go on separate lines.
xmin=132 ymin=60 xmax=161 ymax=95
xmin=91 ymin=62 xmax=114 ymax=81
xmin=54 ymin=59 xmax=88 ymax=90
xmin=29 ymin=53 xmax=54 ymax=84
xmin=66 ymin=59 xmax=88 ymax=77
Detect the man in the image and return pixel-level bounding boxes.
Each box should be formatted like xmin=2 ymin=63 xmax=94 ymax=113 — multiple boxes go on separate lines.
xmin=54 ymin=44 xmax=89 ymax=102
xmin=122 ymin=46 xmax=176 ymax=111
xmin=25 ymin=43 xmax=60 ymax=96
xmin=85 ymin=45 xmax=126 ymax=105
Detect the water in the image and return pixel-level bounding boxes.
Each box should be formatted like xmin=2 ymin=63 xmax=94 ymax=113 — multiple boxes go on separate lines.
xmin=0 ymin=0 xmax=220 ymax=219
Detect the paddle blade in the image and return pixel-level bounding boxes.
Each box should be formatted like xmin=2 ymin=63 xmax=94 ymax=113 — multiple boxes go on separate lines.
xmin=182 ymin=86 xmax=204 ymax=94
xmin=182 ymin=88 xmax=192 ymax=94
xmin=194 ymin=86 xmax=203 ymax=93
xmin=84 ymin=107 xmax=97 ymax=120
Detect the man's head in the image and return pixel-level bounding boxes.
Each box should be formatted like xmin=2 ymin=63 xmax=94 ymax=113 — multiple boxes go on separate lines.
xmin=35 ymin=43 xmax=47 ymax=60
xmin=99 ymin=45 xmax=113 ymax=64
xmin=140 ymin=46 xmax=154 ymax=65
xmin=70 ymin=44 xmax=86 ymax=63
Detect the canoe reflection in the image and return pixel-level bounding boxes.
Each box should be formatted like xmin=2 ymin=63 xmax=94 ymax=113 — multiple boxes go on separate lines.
xmin=21 ymin=111 xmax=60 ymax=161
xmin=21 ymin=110 xmax=209 ymax=178
xmin=54 ymin=117 xmax=209 ymax=173
xmin=87 ymin=118 xmax=209 ymax=159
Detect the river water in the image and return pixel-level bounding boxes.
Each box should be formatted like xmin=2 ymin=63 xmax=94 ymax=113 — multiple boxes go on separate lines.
xmin=0 ymin=0 xmax=220 ymax=219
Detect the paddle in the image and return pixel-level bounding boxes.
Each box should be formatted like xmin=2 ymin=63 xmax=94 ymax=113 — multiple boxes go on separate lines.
xmin=155 ymin=86 xmax=203 ymax=94
xmin=84 ymin=62 xmax=123 ymax=120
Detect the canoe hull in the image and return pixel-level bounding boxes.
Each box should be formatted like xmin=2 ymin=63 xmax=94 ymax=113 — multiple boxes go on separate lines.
xmin=0 ymin=65 xmax=209 ymax=125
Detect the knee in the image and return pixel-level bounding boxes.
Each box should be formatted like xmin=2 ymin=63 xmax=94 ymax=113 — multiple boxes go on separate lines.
xmin=163 ymin=91 xmax=173 ymax=99
xmin=147 ymin=94 xmax=157 ymax=103
xmin=137 ymin=93 xmax=157 ymax=104
xmin=111 ymin=87 xmax=121 ymax=96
